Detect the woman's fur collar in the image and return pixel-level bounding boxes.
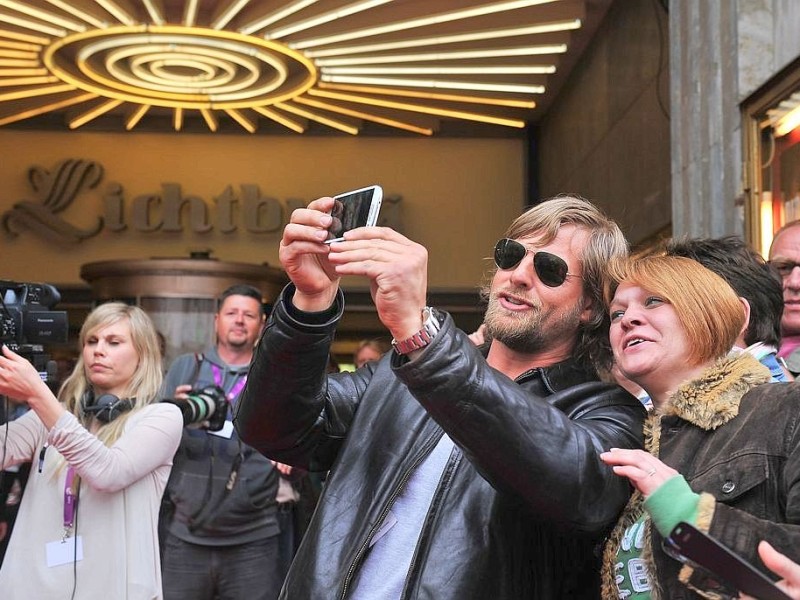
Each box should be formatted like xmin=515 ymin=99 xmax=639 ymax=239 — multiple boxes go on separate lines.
xmin=660 ymin=352 xmax=771 ymax=430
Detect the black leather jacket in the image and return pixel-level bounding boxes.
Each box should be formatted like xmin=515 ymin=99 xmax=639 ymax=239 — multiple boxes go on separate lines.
xmin=235 ymin=286 xmax=645 ymax=600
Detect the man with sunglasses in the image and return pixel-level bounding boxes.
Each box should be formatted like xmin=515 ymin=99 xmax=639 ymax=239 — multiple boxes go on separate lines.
xmin=235 ymin=195 xmax=646 ymax=600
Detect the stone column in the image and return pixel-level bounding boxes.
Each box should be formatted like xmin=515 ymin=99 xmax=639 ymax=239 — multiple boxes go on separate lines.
xmin=670 ymin=0 xmax=800 ymax=239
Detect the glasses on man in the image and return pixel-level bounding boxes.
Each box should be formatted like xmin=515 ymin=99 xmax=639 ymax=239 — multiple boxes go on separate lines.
xmin=493 ymin=238 xmax=580 ymax=287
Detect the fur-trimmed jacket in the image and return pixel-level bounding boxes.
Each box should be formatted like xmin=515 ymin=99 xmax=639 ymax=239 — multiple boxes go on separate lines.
xmin=602 ymin=352 xmax=800 ymax=599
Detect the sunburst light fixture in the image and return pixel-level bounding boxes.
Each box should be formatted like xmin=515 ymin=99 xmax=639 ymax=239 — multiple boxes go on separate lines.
xmin=0 ymin=0 xmax=586 ymax=135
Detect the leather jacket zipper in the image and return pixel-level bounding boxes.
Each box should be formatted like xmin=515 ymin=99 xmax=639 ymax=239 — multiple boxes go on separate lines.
xmin=339 ymin=431 xmax=442 ymax=600
xmin=399 ymin=444 xmax=461 ymax=599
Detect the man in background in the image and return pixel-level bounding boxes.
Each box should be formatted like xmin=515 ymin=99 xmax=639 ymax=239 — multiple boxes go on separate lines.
xmin=352 ymin=338 xmax=391 ymax=369
xmin=160 ymin=284 xmax=282 ymax=600
xmin=769 ymin=221 xmax=800 ymax=374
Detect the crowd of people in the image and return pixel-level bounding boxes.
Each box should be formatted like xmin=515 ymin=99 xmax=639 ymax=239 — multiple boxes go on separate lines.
xmin=2 ymin=194 xmax=800 ymax=599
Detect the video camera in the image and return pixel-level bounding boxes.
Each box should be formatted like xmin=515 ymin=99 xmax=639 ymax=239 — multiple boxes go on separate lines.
xmin=162 ymin=385 xmax=228 ymax=432
xmin=0 ymin=279 xmax=68 ymax=377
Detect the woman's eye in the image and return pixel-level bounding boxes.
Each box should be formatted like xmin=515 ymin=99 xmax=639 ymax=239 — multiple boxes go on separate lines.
xmin=644 ymin=296 xmax=664 ymax=307
xmin=610 ymin=310 xmax=624 ymax=321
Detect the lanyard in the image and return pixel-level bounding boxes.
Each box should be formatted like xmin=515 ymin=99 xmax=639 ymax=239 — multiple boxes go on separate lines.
xmin=210 ymin=364 xmax=247 ymax=403
xmin=63 ymin=466 xmax=78 ymax=540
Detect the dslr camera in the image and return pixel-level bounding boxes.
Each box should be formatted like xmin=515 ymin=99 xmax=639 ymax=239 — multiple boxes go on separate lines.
xmin=163 ymin=385 xmax=228 ymax=432
xmin=0 ymin=279 xmax=68 ymax=375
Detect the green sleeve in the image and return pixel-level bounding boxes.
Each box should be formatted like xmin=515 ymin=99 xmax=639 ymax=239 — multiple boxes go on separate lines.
xmin=644 ymin=474 xmax=701 ymax=537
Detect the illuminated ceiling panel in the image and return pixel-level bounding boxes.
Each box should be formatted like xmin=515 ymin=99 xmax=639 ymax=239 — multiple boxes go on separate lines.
xmin=0 ymin=0 xmax=608 ymax=136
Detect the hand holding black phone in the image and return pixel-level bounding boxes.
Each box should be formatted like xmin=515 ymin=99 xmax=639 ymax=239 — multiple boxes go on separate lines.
xmin=666 ymin=522 xmax=791 ymax=600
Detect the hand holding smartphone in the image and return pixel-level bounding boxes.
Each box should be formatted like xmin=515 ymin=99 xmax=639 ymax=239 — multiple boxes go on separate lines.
xmin=666 ymin=522 xmax=792 ymax=600
xmin=324 ymin=185 xmax=383 ymax=244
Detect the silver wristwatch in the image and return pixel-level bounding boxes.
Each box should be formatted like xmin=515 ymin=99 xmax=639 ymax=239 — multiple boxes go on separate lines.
xmin=391 ymin=307 xmax=440 ymax=355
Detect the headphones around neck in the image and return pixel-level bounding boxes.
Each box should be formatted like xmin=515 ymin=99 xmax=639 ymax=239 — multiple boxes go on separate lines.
xmin=81 ymin=389 xmax=135 ymax=423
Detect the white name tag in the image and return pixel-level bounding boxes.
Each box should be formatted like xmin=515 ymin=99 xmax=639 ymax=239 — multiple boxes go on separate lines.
xmin=46 ymin=536 xmax=84 ymax=567
xmin=208 ymin=420 xmax=234 ymax=439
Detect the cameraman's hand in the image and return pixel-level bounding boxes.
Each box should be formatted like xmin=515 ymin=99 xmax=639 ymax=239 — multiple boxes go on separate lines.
xmin=280 ymin=197 xmax=341 ymax=312
xmin=327 ymin=227 xmax=428 ymax=345
xmin=173 ymin=384 xmax=192 ymax=400
xmin=0 ymin=344 xmax=64 ymax=428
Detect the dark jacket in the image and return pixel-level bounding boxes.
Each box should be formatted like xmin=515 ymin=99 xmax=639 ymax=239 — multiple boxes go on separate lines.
xmin=602 ymin=353 xmax=800 ymax=599
xmin=162 ymin=347 xmax=279 ymax=546
xmin=235 ymin=285 xmax=646 ymax=600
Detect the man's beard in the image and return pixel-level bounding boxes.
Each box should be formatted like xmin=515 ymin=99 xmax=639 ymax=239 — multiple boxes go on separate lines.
xmin=483 ymin=289 xmax=584 ymax=355
xmin=224 ymin=331 xmax=252 ymax=350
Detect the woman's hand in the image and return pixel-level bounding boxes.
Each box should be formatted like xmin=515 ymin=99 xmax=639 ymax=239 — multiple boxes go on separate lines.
xmin=739 ymin=541 xmax=800 ymax=599
xmin=0 ymin=344 xmax=64 ymax=428
xmin=600 ymin=448 xmax=678 ymax=496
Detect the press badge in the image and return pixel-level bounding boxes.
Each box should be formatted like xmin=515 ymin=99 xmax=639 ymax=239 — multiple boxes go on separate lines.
xmin=46 ymin=536 xmax=84 ymax=567
xmin=208 ymin=420 xmax=234 ymax=439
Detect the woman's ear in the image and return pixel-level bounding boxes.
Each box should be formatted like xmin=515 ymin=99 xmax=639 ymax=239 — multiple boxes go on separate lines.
xmin=738 ymin=297 xmax=751 ymax=342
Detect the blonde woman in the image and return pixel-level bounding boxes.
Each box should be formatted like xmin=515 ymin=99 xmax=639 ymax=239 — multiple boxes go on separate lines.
xmin=600 ymin=255 xmax=800 ymax=599
xmin=0 ymin=302 xmax=182 ymax=599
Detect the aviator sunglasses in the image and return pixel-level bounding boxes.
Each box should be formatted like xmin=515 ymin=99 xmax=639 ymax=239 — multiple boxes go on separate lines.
xmin=493 ymin=238 xmax=579 ymax=287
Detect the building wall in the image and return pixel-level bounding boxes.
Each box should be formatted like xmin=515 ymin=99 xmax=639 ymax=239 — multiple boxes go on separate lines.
xmin=0 ymin=129 xmax=526 ymax=291
xmin=670 ymin=0 xmax=800 ymax=240
xmin=537 ymin=0 xmax=671 ymax=245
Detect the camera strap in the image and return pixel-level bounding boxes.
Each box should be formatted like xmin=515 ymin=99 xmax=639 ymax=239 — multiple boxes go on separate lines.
xmin=210 ymin=364 xmax=247 ymax=406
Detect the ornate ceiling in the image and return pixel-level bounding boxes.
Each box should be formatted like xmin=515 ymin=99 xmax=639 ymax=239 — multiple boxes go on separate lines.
xmin=0 ymin=0 xmax=608 ymax=136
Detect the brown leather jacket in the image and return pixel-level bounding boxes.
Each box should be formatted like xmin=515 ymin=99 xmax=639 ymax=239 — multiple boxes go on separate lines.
xmin=235 ymin=284 xmax=646 ymax=600
xmin=602 ymin=353 xmax=800 ymax=599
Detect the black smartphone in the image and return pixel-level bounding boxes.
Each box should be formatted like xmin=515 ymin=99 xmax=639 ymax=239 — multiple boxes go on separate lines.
xmin=666 ymin=522 xmax=792 ymax=600
xmin=324 ymin=185 xmax=383 ymax=244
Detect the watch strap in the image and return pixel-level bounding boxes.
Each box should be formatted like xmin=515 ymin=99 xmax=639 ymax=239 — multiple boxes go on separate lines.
xmin=392 ymin=307 xmax=440 ymax=355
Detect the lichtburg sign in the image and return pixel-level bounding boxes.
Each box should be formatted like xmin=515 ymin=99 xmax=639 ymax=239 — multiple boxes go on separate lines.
xmin=1 ymin=159 xmax=401 ymax=245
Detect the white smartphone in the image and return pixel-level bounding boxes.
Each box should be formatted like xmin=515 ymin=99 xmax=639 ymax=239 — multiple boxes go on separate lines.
xmin=323 ymin=185 xmax=383 ymax=244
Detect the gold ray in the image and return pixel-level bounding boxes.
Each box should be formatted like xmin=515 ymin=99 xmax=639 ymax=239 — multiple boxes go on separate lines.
xmin=174 ymin=106 xmax=183 ymax=130
xmin=224 ymin=108 xmax=257 ymax=133
xmin=199 ymin=107 xmax=218 ymax=131
xmin=275 ymin=101 xmax=359 ymax=134
xmin=292 ymin=0 xmax=561 ymax=49
xmin=294 ymin=96 xmax=432 ymax=135
xmin=0 ymin=91 xmax=96 ymax=126
xmin=308 ymin=88 xmax=526 ymax=128
xmin=318 ymin=82 xmax=536 ymax=108
xmin=211 ymin=0 xmax=250 ymax=30
xmin=44 ymin=0 xmax=107 ymax=28
xmin=0 ymin=67 xmax=47 ymax=75
xmin=182 ymin=0 xmax=199 ymax=26
xmin=93 ymin=0 xmax=135 ymax=26
xmin=141 ymin=0 xmax=165 ymax=26
xmin=0 ymin=12 xmax=66 ymax=36
xmin=0 ymin=82 xmax=73 ymax=101
xmin=68 ymin=97 xmax=123 ymax=129
xmin=0 ymin=29 xmax=49 ymax=45
xmin=0 ymin=0 xmax=85 ymax=32
xmin=304 ymin=20 xmax=582 ymax=58
xmin=239 ymin=0 xmax=318 ymax=36
xmin=268 ymin=0 xmax=392 ymax=40
xmin=0 ymin=75 xmax=58 ymax=86
xmin=252 ymin=105 xmax=305 ymax=133
xmin=125 ymin=103 xmax=150 ymax=129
